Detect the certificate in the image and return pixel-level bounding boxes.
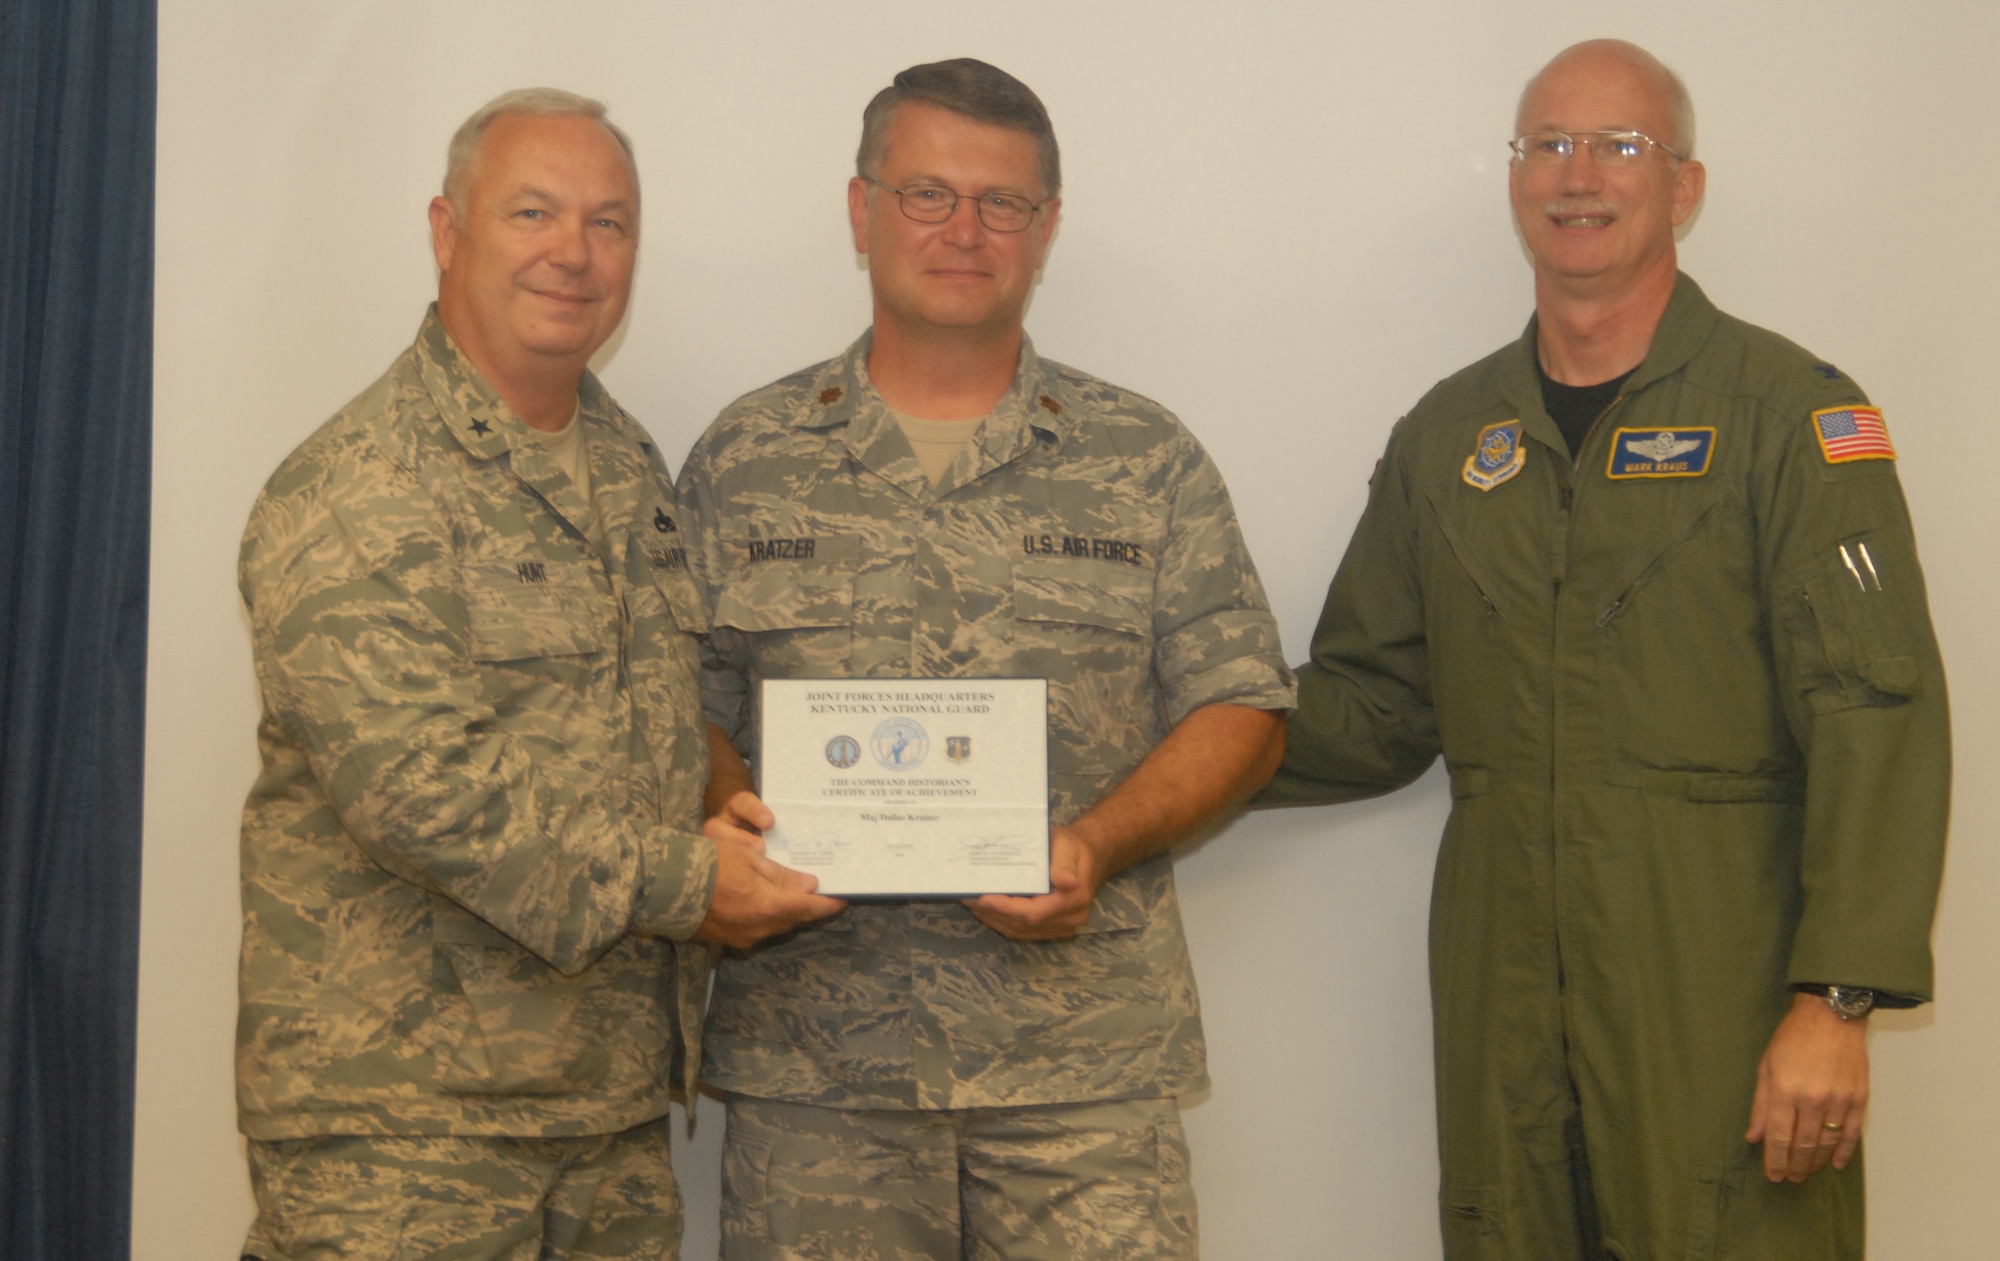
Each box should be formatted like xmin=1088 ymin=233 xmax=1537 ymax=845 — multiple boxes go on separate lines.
xmin=757 ymin=678 xmax=1050 ymax=898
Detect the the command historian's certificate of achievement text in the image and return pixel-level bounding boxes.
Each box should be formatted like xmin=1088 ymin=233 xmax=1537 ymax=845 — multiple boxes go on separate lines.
xmin=757 ymin=678 xmax=1049 ymax=897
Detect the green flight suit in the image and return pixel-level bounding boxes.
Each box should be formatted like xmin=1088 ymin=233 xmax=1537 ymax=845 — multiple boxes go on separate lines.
xmin=1263 ymin=276 xmax=1949 ymax=1260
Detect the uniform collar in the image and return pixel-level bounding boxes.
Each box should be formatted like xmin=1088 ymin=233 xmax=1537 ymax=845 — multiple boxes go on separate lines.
xmin=1503 ymin=272 xmax=1722 ymax=459
xmin=413 ymin=304 xmax=611 ymax=544
xmin=793 ymin=329 xmax=1077 ymax=497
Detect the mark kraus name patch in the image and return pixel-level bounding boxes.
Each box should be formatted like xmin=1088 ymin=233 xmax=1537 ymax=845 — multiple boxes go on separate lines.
xmin=1606 ymin=427 xmax=1717 ymax=479
xmin=1019 ymin=533 xmax=1147 ymax=565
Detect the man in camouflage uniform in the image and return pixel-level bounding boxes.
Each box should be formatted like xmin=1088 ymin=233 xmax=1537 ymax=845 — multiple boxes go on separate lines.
xmin=235 ymin=89 xmax=840 ymax=1260
xmin=677 ymin=59 xmax=1296 ymax=1260
xmin=1262 ymin=42 xmax=1949 ymax=1259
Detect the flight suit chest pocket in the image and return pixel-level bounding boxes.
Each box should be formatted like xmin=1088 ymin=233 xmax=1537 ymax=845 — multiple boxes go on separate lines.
xmin=463 ymin=560 xmax=606 ymax=661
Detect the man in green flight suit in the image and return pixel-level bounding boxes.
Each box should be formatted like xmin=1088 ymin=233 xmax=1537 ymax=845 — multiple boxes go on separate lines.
xmin=678 ymin=59 xmax=1295 ymax=1259
xmin=234 ymin=89 xmax=840 ymax=1259
xmin=1262 ymin=40 xmax=1949 ymax=1260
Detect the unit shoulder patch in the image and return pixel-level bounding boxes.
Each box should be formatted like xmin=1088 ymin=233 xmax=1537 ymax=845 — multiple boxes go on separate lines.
xmin=1811 ymin=406 xmax=1895 ymax=464
xmin=1605 ymin=427 xmax=1717 ymax=479
xmin=1462 ymin=420 xmax=1525 ymax=492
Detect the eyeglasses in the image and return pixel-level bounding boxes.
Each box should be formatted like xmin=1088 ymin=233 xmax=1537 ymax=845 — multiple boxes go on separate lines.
xmin=864 ymin=177 xmax=1050 ymax=233
xmin=1509 ymin=130 xmax=1685 ymax=167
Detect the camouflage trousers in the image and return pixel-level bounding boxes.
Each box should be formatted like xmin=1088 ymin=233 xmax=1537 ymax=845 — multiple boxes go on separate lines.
xmin=719 ymin=1094 xmax=1197 ymax=1260
xmin=241 ymin=1121 xmax=681 ymax=1260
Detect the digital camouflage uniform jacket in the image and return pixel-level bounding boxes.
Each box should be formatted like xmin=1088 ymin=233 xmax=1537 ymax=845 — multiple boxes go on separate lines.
xmin=1264 ymin=275 xmax=1949 ymax=1259
xmin=237 ymin=310 xmax=718 ymax=1140
xmin=677 ymin=332 xmax=1296 ymax=1111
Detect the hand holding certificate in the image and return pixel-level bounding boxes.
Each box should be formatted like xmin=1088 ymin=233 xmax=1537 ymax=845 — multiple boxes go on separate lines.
xmin=757 ymin=679 xmax=1050 ymax=897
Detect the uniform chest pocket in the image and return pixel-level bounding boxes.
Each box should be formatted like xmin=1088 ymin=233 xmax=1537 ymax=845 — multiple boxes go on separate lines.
xmin=712 ymin=558 xmax=857 ymax=633
xmin=1012 ymin=558 xmax=1158 ymax=775
xmin=1011 ymin=556 xmax=1154 ymax=638
xmin=712 ymin=553 xmax=859 ymax=682
xmin=463 ymin=561 xmax=606 ymax=662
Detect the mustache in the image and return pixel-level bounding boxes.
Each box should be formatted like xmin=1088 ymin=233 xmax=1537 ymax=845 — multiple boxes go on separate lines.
xmin=1543 ymin=199 xmax=1620 ymax=219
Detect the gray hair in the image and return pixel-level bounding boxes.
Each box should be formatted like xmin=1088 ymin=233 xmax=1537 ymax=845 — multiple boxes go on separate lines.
xmin=443 ymin=87 xmax=639 ymax=217
xmin=1659 ymin=63 xmax=1696 ymax=158
xmin=857 ymin=59 xmax=1061 ymax=198
xmin=1518 ymin=41 xmax=1698 ymax=158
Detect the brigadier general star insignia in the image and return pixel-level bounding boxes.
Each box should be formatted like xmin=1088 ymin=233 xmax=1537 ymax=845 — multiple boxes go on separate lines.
xmin=470 ymin=417 xmax=492 ymax=435
xmin=1463 ymin=419 xmax=1526 ymax=491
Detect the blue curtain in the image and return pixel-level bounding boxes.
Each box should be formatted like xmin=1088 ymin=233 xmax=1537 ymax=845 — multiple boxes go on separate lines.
xmin=0 ymin=0 xmax=155 ymax=1256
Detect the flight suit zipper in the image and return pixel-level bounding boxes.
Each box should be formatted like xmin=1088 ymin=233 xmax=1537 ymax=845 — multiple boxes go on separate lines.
xmin=1426 ymin=498 xmax=1501 ymax=619
xmin=1550 ymin=389 xmax=1626 ymax=1032
xmin=1570 ymin=393 xmax=1627 ymax=473
xmin=1596 ymin=499 xmax=1728 ymax=627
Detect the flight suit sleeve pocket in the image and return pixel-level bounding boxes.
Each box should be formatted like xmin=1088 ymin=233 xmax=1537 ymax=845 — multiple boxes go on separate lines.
xmin=1788 ymin=534 xmax=1923 ymax=713
xmin=463 ymin=563 xmax=604 ymax=661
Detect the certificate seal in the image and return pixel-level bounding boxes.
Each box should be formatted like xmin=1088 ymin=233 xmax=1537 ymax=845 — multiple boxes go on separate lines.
xmin=824 ymin=734 xmax=861 ymax=769
xmin=871 ymin=717 xmax=929 ymax=770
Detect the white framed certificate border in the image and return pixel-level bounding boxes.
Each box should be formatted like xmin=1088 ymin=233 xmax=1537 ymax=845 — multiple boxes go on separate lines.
xmin=755 ymin=677 xmax=1050 ymax=899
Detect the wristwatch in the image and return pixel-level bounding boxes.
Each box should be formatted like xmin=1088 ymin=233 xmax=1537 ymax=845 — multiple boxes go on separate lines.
xmin=1807 ymin=984 xmax=1878 ymax=1021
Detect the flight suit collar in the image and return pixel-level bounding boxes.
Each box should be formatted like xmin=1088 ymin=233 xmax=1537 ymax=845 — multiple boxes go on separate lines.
xmin=415 ymin=304 xmax=603 ymax=547
xmin=791 ymin=329 xmax=1075 ymax=499
xmin=1502 ymin=272 xmax=1723 ymax=462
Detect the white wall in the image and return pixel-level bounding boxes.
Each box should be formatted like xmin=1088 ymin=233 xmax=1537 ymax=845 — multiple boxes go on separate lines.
xmin=142 ymin=2 xmax=1999 ymax=1257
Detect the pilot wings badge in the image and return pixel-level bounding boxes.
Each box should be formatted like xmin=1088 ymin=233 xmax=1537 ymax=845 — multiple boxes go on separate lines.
xmin=1606 ymin=427 xmax=1716 ymax=479
xmin=1462 ymin=420 xmax=1526 ymax=492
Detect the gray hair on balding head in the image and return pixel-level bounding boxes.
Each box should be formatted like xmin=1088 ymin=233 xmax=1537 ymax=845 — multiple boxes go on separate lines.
xmin=1659 ymin=63 xmax=1696 ymax=157
xmin=1518 ymin=40 xmax=1698 ymax=158
xmin=443 ymin=87 xmax=639 ymax=217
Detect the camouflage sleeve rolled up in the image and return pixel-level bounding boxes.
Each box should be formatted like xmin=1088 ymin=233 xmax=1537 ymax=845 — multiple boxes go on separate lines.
xmin=1145 ymin=405 xmax=1301 ymax=727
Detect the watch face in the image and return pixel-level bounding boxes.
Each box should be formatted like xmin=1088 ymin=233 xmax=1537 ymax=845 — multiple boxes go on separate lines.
xmin=1826 ymin=986 xmax=1876 ymax=1019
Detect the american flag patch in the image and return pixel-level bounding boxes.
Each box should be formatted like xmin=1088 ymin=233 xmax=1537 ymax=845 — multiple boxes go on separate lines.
xmin=1811 ymin=405 xmax=1896 ymax=463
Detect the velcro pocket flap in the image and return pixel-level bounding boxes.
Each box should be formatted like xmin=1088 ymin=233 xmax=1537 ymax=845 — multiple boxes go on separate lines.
xmin=1012 ymin=557 xmax=1152 ymax=636
xmin=464 ymin=561 xmax=604 ymax=661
